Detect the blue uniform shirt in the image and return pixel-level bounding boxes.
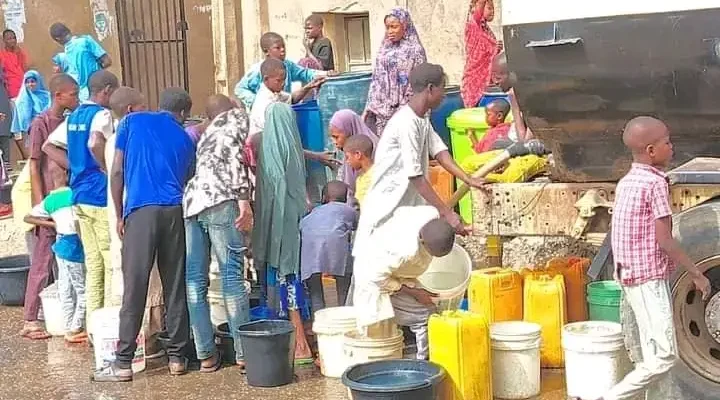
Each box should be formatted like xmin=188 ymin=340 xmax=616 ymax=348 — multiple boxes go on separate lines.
xmin=115 ymin=111 xmax=196 ymax=219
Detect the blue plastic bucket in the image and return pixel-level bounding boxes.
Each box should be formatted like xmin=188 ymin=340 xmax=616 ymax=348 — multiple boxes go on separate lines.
xmin=292 ymin=99 xmax=325 ymax=167
xmin=430 ymin=86 xmax=463 ymax=151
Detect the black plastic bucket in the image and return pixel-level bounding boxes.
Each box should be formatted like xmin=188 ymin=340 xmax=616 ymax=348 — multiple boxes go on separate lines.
xmin=215 ymin=323 xmax=235 ymax=364
xmin=238 ymin=320 xmax=296 ymax=387
xmin=0 ymin=255 xmax=30 ymax=306
xmin=342 ymin=360 xmax=448 ymax=400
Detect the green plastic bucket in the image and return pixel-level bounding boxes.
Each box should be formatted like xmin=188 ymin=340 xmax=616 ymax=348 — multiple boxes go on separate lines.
xmin=586 ymin=281 xmax=622 ymax=323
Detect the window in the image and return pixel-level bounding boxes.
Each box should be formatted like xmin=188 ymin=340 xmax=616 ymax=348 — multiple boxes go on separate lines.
xmin=344 ymin=15 xmax=371 ymax=71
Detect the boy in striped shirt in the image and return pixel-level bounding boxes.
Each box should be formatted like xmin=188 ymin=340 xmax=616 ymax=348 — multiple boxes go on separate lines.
xmin=24 ymin=167 xmax=86 ymax=343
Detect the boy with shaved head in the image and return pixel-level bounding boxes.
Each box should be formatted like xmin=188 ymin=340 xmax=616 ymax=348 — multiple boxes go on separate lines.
xmin=572 ymin=117 xmax=711 ymax=400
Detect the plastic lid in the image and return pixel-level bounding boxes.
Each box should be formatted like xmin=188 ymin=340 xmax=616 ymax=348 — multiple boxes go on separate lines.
xmin=447 ymin=108 xmax=488 ymax=130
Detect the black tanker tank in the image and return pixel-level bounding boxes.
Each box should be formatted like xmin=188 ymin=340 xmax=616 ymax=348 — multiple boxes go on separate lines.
xmin=502 ymin=1 xmax=720 ymax=182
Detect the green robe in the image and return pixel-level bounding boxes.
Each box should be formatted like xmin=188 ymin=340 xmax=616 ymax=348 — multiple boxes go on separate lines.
xmin=252 ymin=102 xmax=307 ymax=277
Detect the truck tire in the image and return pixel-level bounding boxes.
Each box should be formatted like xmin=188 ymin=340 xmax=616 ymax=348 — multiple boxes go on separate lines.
xmin=670 ymin=200 xmax=720 ymax=398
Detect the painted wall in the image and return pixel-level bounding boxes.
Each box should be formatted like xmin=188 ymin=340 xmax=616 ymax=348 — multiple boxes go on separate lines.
xmin=0 ymin=0 xmax=122 ymax=80
xmin=242 ymin=0 xmax=503 ymax=85
xmin=0 ymin=0 xmax=215 ymax=113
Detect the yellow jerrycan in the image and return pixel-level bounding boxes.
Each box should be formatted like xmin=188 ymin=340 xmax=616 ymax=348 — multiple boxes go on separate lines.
xmin=523 ymin=274 xmax=567 ymax=368
xmin=468 ymin=268 xmax=522 ymax=323
xmin=429 ymin=310 xmax=492 ymax=400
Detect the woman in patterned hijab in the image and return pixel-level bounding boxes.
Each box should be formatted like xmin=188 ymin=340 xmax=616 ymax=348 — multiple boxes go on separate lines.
xmin=363 ymin=7 xmax=427 ymax=135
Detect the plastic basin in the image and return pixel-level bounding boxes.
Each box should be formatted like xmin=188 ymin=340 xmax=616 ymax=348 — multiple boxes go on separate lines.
xmin=238 ymin=320 xmax=296 ymax=387
xmin=342 ymin=359 xmax=447 ymax=400
xmin=0 ymin=255 xmax=30 ymax=306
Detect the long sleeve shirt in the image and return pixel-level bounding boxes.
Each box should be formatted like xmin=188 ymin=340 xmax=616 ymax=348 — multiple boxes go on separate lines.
xmin=233 ymin=59 xmax=321 ymax=109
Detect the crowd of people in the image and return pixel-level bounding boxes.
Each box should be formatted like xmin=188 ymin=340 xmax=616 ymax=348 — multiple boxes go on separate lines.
xmin=0 ymin=1 xmax=702 ymax=399
xmin=0 ymin=0 xmax=510 ymax=379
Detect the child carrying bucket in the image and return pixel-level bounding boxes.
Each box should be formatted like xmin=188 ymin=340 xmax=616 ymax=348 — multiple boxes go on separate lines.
xmin=352 ymin=206 xmax=456 ymax=360
xmin=24 ymin=167 xmax=87 ymax=344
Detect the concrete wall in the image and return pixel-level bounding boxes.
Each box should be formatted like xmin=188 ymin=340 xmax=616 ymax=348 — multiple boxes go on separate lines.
xmin=0 ymin=0 xmax=122 ymax=81
xmin=0 ymin=0 xmax=215 ymax=113
xmin=241 ymin=0 xmax=503 ymax=85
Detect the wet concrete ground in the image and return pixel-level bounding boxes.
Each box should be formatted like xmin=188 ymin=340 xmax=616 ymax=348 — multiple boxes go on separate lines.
xmin=0 ymin=305 xmax=571 ymax=400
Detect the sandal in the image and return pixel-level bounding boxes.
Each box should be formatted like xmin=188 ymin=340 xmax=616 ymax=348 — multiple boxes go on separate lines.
xmin=65 ymin=330 xmax=89 ymax=344
xmin=237 ymin=360 xmax=247 ymax=375
xmin=294 ymin=357 xmax=315 ymax=366
xmin=199 ymin=353 xmax=222 ymax=373
xmin=20 ymin=326 xmax=51 ymax=340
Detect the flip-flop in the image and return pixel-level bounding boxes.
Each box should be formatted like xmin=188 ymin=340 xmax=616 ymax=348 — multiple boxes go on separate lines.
xmin=21 ymin=328 xmax=51 ymax=340
xmin=294 ymin=357 xmax=315 ymax=366
xmin=199 ymin=354 xmax=222 ymax=373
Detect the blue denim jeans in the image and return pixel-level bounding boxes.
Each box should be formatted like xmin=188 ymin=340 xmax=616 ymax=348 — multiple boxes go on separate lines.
xmin=185 ymin=201 xmax=250 ymax=362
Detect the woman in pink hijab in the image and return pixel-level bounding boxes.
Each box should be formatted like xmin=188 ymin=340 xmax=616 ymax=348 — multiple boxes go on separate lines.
xmin=329 ymin=109 xmax=379 ymax=198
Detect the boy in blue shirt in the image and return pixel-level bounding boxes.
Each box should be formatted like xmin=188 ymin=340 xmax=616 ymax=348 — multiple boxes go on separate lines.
xmin=24 ymin=167 xmax=87 ymax=344
xmin=49 ymin=23 xmax=111 ymax=102
xmin=44 ymin=70 xmax=119 ymax=326
xmin=234 ymin=31 xmax=329 ymax=109
xmin=95 ymin=88 xmax=195 ymax=381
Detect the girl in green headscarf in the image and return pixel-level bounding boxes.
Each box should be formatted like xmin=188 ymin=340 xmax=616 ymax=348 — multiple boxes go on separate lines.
xmin=252 ymin=102 xmax=314 ymax=363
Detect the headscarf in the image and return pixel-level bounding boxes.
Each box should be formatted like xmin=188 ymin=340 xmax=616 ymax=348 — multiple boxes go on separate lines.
xmin=11 ymin=70 xmax=51 ymax=134
xmin=461 ymin=0 xmax=499 ymax=108
xmin=330 ymin=109 xmax=379 ymax=192
xmin=365 ymin=8 xmax=427 ymax=120
xmin=252 ymin=102 xmax=307 ymax=277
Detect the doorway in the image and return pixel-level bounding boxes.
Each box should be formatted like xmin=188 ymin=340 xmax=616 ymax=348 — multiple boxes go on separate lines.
xmin=115 ymin=0 xmax=190 ymax=108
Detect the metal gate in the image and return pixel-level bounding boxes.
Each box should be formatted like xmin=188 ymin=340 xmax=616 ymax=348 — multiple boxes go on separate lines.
xmin=116 ymin=0 xmax=190 ymax=109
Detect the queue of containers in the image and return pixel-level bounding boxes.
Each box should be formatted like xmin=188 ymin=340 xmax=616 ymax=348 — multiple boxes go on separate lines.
xmin=318 ymin=256 xmax=628 ymax=400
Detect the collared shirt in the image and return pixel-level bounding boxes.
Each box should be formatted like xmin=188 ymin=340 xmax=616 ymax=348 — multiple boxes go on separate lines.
xmin=611 ymin=163 xmax=674 ymax=286
xmin=234 ymin=59 xmax=320 ymax=109
xmin=183 ymin=108 xmax=252 ymax=218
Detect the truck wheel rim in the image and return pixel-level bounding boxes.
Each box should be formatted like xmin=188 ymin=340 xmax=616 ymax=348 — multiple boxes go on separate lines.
xmin=672 ymin=256 xmax=720 ymax=384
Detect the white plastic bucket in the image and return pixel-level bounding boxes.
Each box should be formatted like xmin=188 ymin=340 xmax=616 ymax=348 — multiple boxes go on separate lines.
xmin=90 ymin=307 xmax=146 ymax=373
xmin=491 ymin=321 xmax=542 ymax=399
xmin=39 ymin=283 xmax=65 ymax=336
xmin=417 ymin=244 xmax=471 ymax=309
xmin=312 ymin=306 xmax=357 ymax=378
xmin=208 ymin=280 xmax=251 ymax=327
xmin=343 ymin=330 xmax=404 ymax=367
xmin=209 ymin=291 xmax=228 ymax=327
xmin=563 ymin=321 xmax=631 ymax=399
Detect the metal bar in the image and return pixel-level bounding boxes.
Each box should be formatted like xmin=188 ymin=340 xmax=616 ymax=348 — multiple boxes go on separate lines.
xmin=115 ymin=0 xmax=130 ymax=85
xmin=159 ymin=0 xmax=172 ymax=92
xmin=178 ymin=0 xmax=190 ymax=92
xmin=127 ymin=39 xmax=185 ymax=45
xmin=147 ymin=0 xmax=160 ymax=105
xmin=169 ymin=0 xmax=180 ymax=88
xmin=136 ymin=0 xmax=150 ymax=103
